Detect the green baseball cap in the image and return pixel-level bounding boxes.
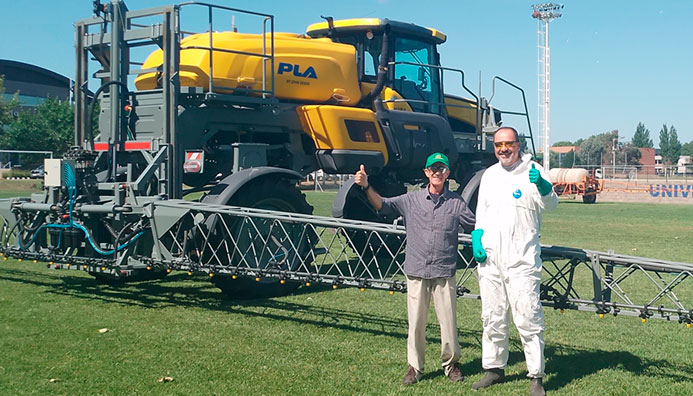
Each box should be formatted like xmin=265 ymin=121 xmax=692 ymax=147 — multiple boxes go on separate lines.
xmin=425 ymin=152 xmax=450 ymax=168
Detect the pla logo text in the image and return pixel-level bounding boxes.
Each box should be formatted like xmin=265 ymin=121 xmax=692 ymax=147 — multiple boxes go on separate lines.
xmin=278 ymin=62 xmax=317 ymax=79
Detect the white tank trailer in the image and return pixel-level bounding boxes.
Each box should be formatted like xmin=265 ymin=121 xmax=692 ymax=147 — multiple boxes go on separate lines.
xmin=548 ymin=168 xmax=602 ymax=204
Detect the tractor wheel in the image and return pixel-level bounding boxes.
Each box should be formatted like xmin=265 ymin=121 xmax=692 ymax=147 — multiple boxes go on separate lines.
xmin=456 ymin=169 xmax=485 ymax=217
xmin=90 ymin=268 xmax=168 ymax=284
xmin=582 ymin=189 xmax=597 ymax=204
xmin=204 ymin=178 xmax=314 ymax=299
xmin=456 ymin=170 xmax=486 ymax=268
xmin=85 ymin=230 xmax=168 ymax=284
xmin=340 ymin=179 xmax=406 ymax=261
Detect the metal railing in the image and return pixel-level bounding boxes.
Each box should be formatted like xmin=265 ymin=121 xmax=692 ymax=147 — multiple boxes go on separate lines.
xmin=178 ymin=2 xmax=275 ymax=98
xmin=384 ymin=61 xmax=534 ymax=155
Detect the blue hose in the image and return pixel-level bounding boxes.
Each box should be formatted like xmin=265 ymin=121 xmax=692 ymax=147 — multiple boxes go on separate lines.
xmin=19 ymin=163 xmax=144 ymax=255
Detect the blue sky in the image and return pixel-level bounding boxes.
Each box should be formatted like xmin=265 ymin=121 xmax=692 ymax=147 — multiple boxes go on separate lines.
xmin=2 ymin=0 xmax=691 ymax=146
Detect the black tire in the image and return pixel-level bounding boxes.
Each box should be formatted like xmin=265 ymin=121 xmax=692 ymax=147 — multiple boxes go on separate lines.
xmin=456 ymin=169 xmax=485 ymax=219
xmin=204 ymin=177 xmax=314 ymax=299
xmin=87 ymin=224 xmax=165 ymax=284
xmin=582 ymin=190 xmax=597 ymax=204
xmin=90 ymin=268 xmax=169 ymax=284
xmin=456 ymin=169 xmax=485 ymax=268
xmin=341 ymin=178 xmax=406 ymax=261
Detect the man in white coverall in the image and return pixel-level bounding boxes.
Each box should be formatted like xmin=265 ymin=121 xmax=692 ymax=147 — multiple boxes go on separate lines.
xmin=470 ymin=127 xmax=558 ymax=396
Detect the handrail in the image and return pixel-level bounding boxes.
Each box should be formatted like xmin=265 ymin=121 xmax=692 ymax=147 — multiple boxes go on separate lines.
xmin=177 ymin=2 xmax=275 ymax=98
xmin=490 ymin=76 xmax=536 ymax=158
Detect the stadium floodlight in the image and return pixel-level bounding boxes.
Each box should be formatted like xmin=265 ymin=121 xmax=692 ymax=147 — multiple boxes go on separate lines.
xmin=532 ymin=3 xmax=563 ymax=170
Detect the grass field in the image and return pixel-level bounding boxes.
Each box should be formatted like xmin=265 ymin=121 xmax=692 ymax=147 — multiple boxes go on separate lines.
xmin=0 ymin=179 xmax=43 ymax=198
xmin=0 ymin=188 xmax=691 ymax=395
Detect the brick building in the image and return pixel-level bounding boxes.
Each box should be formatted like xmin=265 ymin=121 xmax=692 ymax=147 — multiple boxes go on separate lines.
xmin=638 ymin=147 xmax=657 ymax=175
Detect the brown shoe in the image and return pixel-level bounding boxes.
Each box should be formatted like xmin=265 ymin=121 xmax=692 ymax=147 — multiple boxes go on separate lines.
xmin=402 ymin=365 xmax=420 ymax=385
xmin=530 ymin=377 xmax=546 ymax=396
xmin=446 ymin=362 xmax=465 ymax=382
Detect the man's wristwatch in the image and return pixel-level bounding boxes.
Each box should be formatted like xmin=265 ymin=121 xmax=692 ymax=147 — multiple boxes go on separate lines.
xmin=362 ymin=184 xmax=370 ymax=191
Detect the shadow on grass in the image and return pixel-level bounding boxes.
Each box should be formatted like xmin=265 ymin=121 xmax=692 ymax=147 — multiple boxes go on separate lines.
xmin=2 ymin=264 xmax=692 ymax=389
xmin=470 ymin=345 xmax=693 ymax=390
xmin=428 ymin=344 xmax=693 ymax=388
xmin=0 ymin=266 xmax=477 ymax=346
xmin=543 ymin=344 xmax=693 ymax=389
xmin=559 ymin=197 xmax=646 ymax=206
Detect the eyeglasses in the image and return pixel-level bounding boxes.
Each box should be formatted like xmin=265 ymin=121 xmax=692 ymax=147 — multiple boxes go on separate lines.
xmin=426 ymin=165 xmax=449 ymax=174
xmin=493 ymin=140 xmax=518 ymax=149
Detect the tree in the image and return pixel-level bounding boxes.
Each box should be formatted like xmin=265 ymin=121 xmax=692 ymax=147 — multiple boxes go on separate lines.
xmin=632 ymin=122 xmax=653 ymax=148
xmin=668 ymin=125 xmax=682 ymax=163
xmin=615 ymin=143 xmax=642 ymax=166
xmin=660 ymin=124 xmax=670 ymax=162
xmin=659 ymin=124 xmax=682 ymax=164
xmin=549 ymin=149 xmax=578 ymax=169
xmin=682 ymin=141 xmax=693 ymax=157
xmin=577 ymin=130 xmax=618 ymax=167
xmin=0 ymin=76 xmax=20 ymax=133
xmin=553 ymin=141 xmax=574 ymax=147
xmin=0 ymin=98 xmax=74 ymax=167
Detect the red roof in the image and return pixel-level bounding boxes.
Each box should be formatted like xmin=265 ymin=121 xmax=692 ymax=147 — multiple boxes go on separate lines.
xmin=550 ymin=146 xmax=579 ymax=154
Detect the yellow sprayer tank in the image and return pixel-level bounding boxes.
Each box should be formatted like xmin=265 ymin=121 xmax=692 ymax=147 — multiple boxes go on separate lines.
xmin=135 ymin=32 xmax=362 ymax=105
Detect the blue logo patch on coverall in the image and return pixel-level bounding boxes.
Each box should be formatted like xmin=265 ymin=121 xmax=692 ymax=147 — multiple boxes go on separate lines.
xmin=513 ymin=189 xmax=522 ymax=199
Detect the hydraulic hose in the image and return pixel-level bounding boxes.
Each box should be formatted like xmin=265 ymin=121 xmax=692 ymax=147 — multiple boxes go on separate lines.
xmin=363 ymin=24 xmax=391 ymax=105
xmin=18 ymin=162 xmax=143 ymax=256
xmin=85 ymin=80 xmax=130 ymax=152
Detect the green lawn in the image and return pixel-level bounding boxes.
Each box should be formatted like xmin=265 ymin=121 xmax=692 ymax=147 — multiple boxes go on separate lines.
xmin=0 ymin=179 xmax=42 ymax=198
xmin=540 ymin=200 xmax=692 ymax=263
xmin=0 ymin=190 xmax=691 ymax=395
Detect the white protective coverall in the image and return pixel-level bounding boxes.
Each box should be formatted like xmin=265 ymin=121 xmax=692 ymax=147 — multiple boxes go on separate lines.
xmin=474 ymin=153 xmax=558 ymax=378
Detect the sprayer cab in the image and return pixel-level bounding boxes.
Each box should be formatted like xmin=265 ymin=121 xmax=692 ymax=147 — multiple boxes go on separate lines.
xmin=306 ymin=18 xmax=447 ymax=115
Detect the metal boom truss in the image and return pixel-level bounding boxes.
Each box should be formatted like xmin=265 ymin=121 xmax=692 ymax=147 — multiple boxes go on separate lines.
xmin=1 ymin=199 xmax=691 ymax=325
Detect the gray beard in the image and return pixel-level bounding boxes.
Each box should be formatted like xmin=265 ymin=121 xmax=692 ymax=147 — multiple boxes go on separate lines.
xmin=501 ymin=157 xmax=522 ymax=172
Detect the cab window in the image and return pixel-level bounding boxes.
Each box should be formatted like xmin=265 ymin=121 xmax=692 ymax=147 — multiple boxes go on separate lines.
xmin=392 ymin=37 xmax=440 ymax=114
xmin=363 ymin=35 xmax=382 ymax=80
xmin=333 ymin=34 xmax=380 ymax=83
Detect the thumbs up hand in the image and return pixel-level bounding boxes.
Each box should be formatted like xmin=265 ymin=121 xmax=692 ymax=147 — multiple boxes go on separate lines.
xmin=355 ymin=164 xmax=369 ymax=189
xmin=529 ymin=163 xmax=541 ymax=185
xmin=529 ymin=163 xmax=553 ymax=196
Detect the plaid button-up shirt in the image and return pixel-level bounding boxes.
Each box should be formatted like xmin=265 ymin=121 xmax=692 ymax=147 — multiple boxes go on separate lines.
xmin=380 ymin=186 xmax=475 ymax=279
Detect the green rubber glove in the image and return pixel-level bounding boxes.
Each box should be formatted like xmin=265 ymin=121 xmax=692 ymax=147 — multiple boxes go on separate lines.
xmin=530 ymin=163 xmax=553 ymax=196
xmin=470 ymin=229 xmax=487 ymax=263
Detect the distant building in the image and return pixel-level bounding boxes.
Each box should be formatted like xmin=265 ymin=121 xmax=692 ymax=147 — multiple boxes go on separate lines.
xmin=0 ymin=59 xmax=72 ymax=113
xmin=548 ymin=146 xmax=579 ymax=168
xmin=638 ymin=147 xmax=657 ymax=175
xmin=677 ymin=156 xmax=692 ymax=175
xmin=549 ymin=145 xmax=579 ymax=154
xmin=0 ymin=59 xmax=74 ymax=168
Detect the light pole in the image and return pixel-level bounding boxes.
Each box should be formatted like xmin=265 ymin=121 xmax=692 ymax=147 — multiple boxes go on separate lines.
xmin=532 ymin=3 xmax=563 ymax=170
xmin=612 ymin=138 xmax=617 ymax=178
xmin=600 ymin=152 xmax=603 ymax=177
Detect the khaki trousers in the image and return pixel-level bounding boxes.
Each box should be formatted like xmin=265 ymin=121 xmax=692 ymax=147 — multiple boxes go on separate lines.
xmin=406 ymin=275 xmax=461 ymax=375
